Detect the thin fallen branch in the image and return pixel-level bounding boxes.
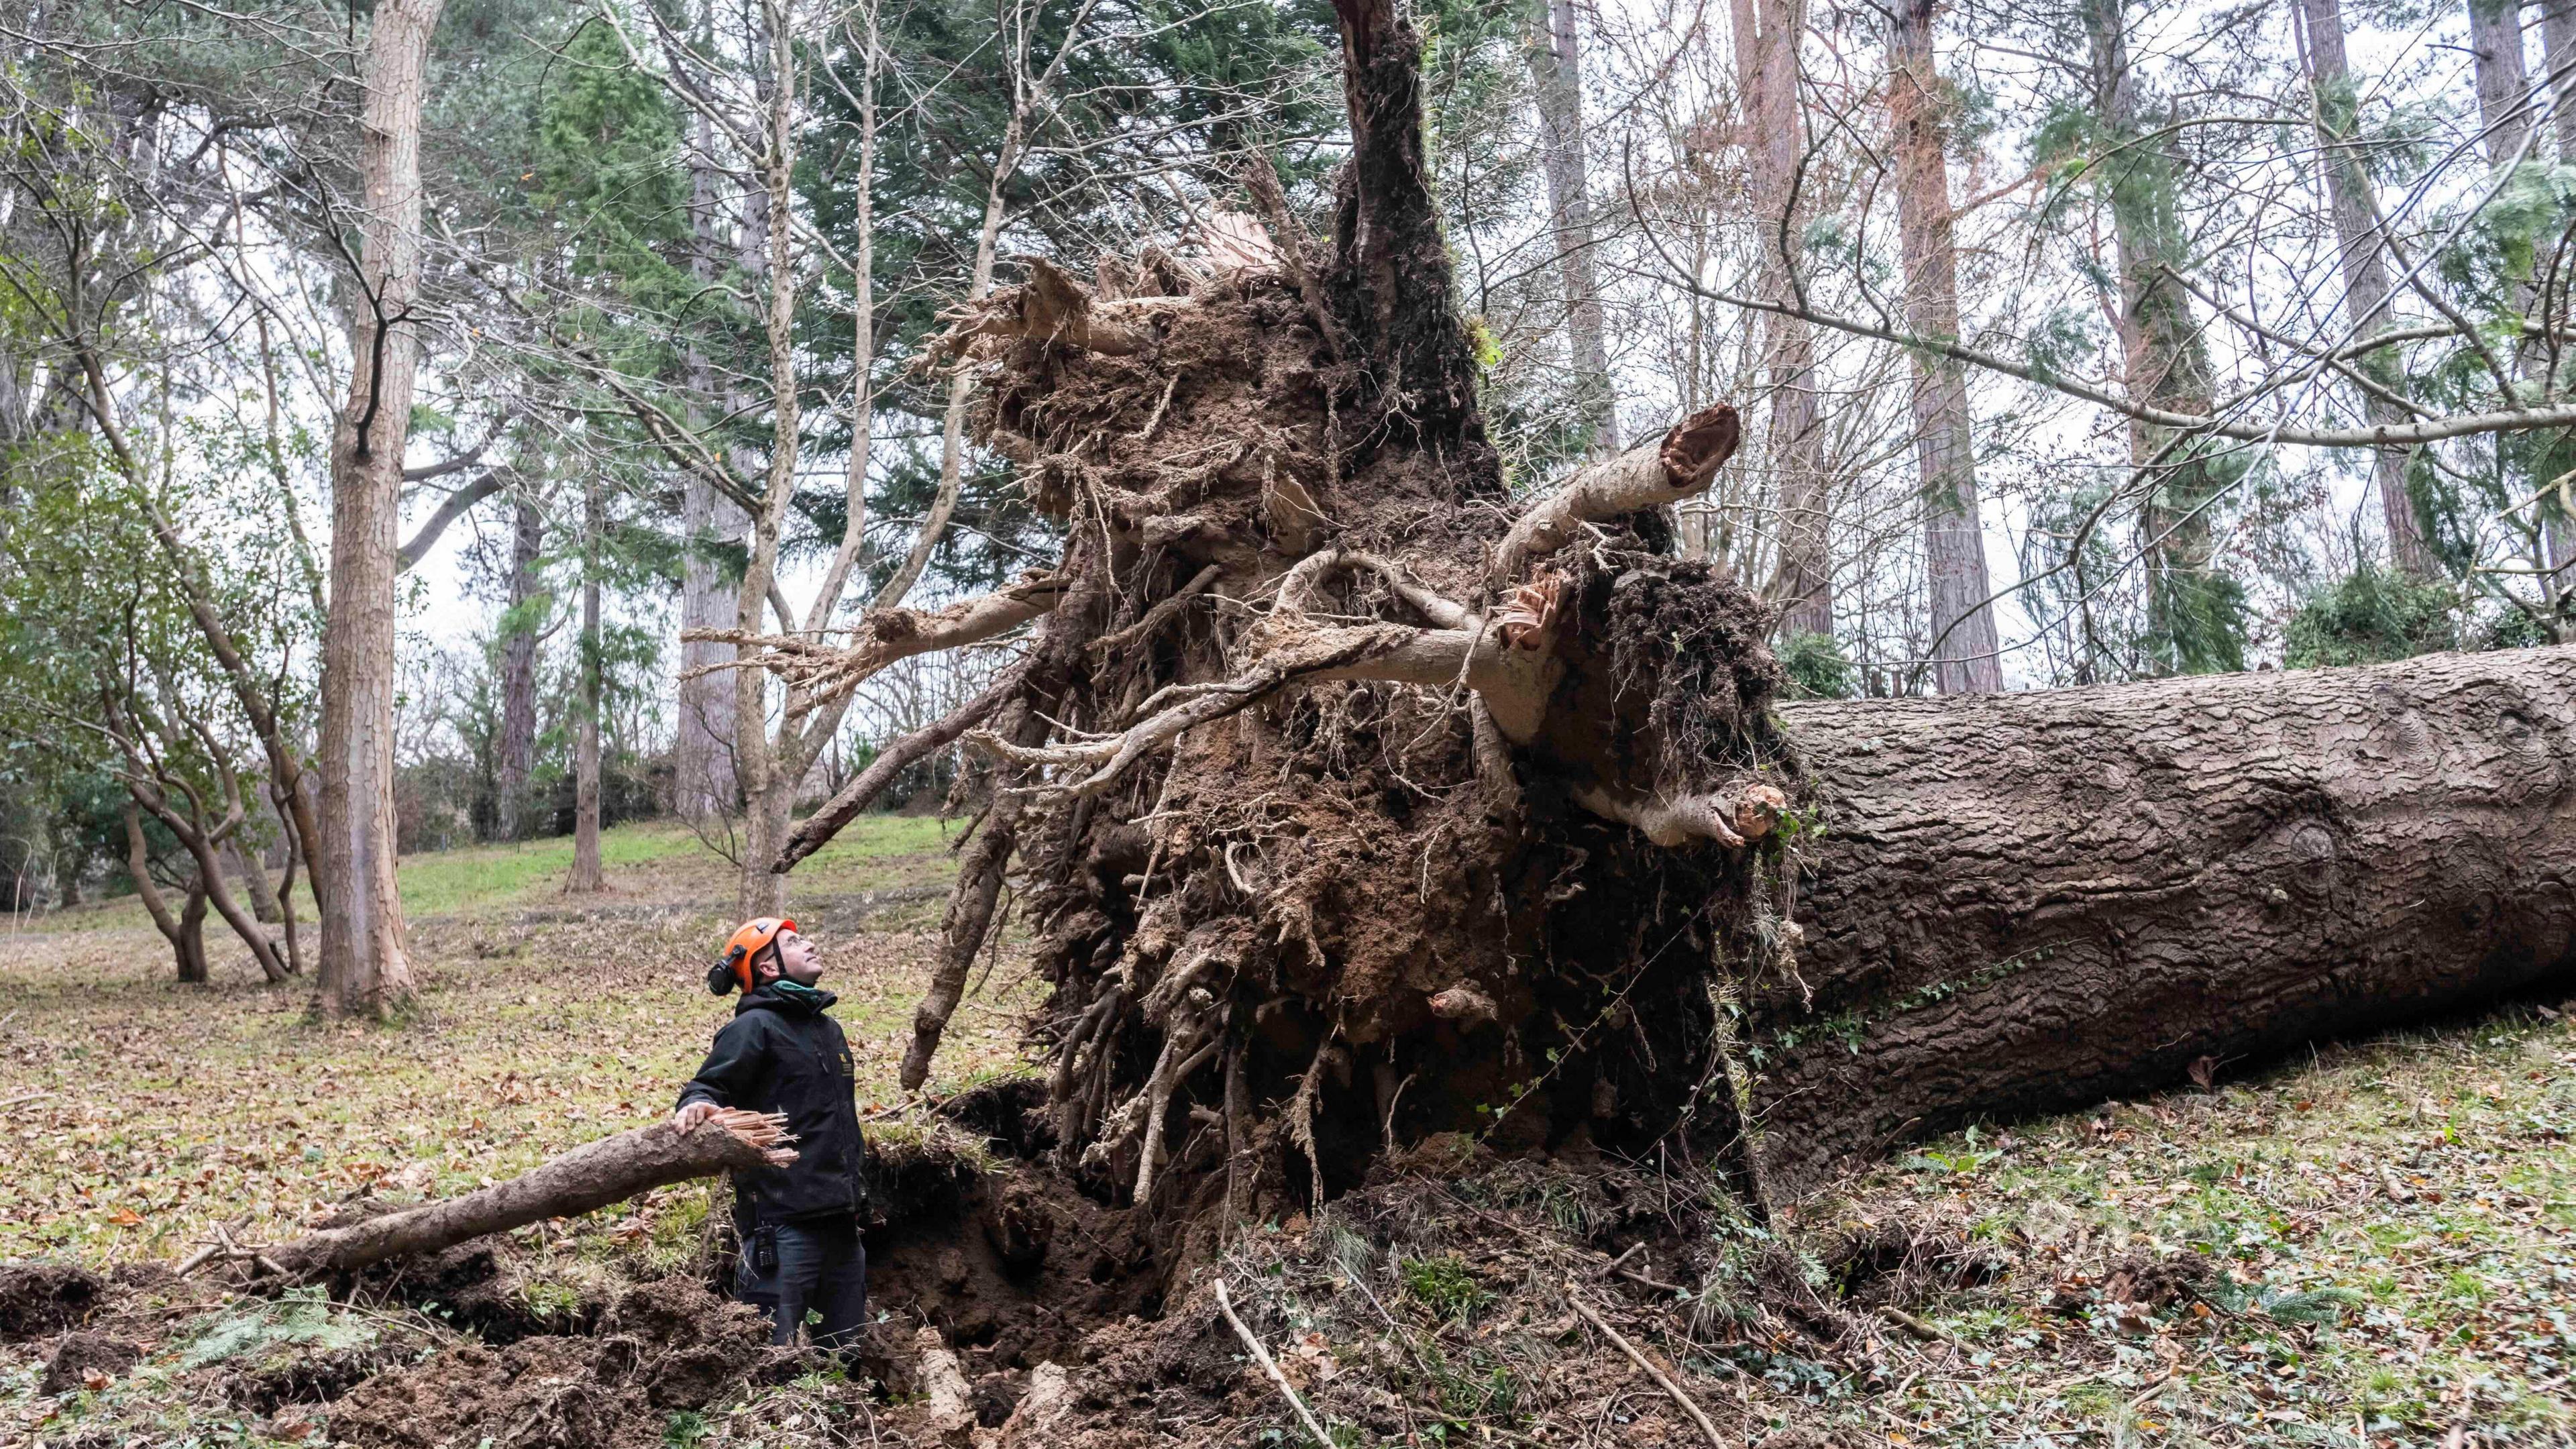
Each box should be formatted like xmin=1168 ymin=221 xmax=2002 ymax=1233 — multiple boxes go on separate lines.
xmin=259 ymin=1110 xmax=794 ymax=1279
xmin=1566 ymin=1284 xmax=1725 ymax=1448
xmin=1216 ymin=1278 xmax=1336 ymax=1449
xmin=773 ymin=659 xmax=1032 ymax=872
xmin=683 ymin=573 xmax=1067 ymax=716
xmin=1489 ymin=403 xmax=1741 ymax=588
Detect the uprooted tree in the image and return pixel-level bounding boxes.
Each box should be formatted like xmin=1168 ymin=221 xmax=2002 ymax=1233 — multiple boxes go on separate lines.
xmin=707 ymin=0 xmax=2576 ymax=1254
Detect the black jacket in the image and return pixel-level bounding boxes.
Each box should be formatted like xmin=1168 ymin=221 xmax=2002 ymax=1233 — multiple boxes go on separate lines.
xmin=676 ymin=983 xmax=869 ymax=1223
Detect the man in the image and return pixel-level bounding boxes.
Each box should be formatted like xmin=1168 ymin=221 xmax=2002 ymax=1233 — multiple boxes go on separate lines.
xmin=674 ymin=917 xmax=871 ymax=1350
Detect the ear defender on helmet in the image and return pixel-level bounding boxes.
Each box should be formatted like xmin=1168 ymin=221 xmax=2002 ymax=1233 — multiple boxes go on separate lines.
xmin=706 ymin=952 xmax=744 ymax=996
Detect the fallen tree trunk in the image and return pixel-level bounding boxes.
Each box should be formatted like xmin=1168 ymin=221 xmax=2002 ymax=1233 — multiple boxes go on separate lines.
xmin=1750 ymin=645 xmax=2576 ymax=1185
xmin=727 ymin=0 xmax=2576 ymax=1248
xmin=258 ymin=1111 xmax=792 ymax=1279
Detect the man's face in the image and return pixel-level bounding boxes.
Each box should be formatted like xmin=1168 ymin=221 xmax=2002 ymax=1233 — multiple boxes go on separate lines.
xmin=772 ymin=930 xmax=824 ymax=985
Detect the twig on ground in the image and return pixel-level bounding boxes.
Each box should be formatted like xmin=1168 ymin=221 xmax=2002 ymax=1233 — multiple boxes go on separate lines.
xmin=0 ymin=1089 xmax=48 ymax=1110
xmin=1216 ymin=1277 xmax=1336 ymax=1449
xmin=1882 ymin=1306 xmax=1954 ymax=1344
xmin=1567 ymin=1282 xmax=1725 ymax=1449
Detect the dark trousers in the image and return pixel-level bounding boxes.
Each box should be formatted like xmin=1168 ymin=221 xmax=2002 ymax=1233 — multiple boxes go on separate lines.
xmin=735 ymin=1215 xmax=869 ymax=1349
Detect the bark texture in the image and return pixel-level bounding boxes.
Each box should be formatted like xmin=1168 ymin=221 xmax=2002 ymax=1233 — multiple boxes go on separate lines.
xmin=2296 ymin=0 xmax=2432 ymax=577
xmin=1527 ymin=0 xmax=1617 ymax=454
xmin=265 ymin=1112 xmax=793 ymax=1278
xmin=675 ymin=113 xmax=741 ymax=825
xmin=1886 ymin=0 xmax=2002 ymax=694
xmin=2086 ymin=0 xmax=2234 ymax=674
xmin=315 ymin=0 xmax=443 ymax=1018
xmin=569 ymin=480 xmax=604 ymax=894
xmin=1748 ymin=644 xmax=2576 ymax=1183
xmin=1733 ymin=0 xmax=1833 ymax=640
xmin=495 ymin=491 xmax=543 ymax=841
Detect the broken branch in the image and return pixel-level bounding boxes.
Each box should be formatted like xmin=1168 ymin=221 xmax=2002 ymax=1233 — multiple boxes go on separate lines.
xmin=1566 ymin=1285 xmax=1725 ymax=1448
xmin=262 ymin=1110 xmax=793 ymax=1279
xmin=773 ymin=660 xmax=1032 ymax=872
xmin=1489 ymin=403 xmax=1741 ymax=589
xmin=1216 ymin=1278 xmax=1337 ymax=1449
xmin=682 ymin=573 xmax=1067 ymax=715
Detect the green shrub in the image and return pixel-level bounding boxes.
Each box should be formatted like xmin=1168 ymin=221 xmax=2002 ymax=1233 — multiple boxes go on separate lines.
xmin=2284 ymin=567 xmax=2458 ymax=668
xmin=1778 ymin=631 xmax=1855 ymax=700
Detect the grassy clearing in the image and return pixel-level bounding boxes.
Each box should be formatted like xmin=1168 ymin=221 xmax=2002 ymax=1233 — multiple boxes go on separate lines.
xmin=1797 ymin=1002 xmax=2576 ymax=1446
xmin=0 ymin=814 xmax=1034 ymax=1268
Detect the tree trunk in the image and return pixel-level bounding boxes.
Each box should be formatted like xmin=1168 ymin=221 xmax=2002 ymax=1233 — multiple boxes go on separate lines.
xmin=227 ymin=835 xmax=281 ymax=924
xmin=496 ymin=491 xmax=543 ymax=841
xmin=2469 ymin=0 xmax=2571 ymax=587
xmin=2471 ymin=0 xmax=2533 ymax=165
xmin=676 ymin=108 xmax=743 ymax=826
xmin=263 ymin=1112 xmax=792 ymax=1278
xmin=176 ymin=871 xmax=211 ymax=985
xmin=731 ymin=0 xmax=803 ymax=923
xmin=2297 ymin=0 xmax=2434 ymax=578
xmin=1733 ymin=0 xmax=1833 ymax=641
xmin=1526 ymin=0 xmax=1618 ymax=455
xmin=2086 ymin=0 xmax=2237 ymax=676
xmin=1886 ymin=0 xmax=2002 ymax=694
xmin=125 ymin=803 xmax=203 ymax=983
xmin=2540 ymin=0 xmax=2576 ymax=577
xmin=1748 ymin=643 xmax=2576 ymax=1184
xmin=315 ymin=0 xmax=444 ymax=1019
xmin=568 ymin=480 xmax=605 ymax=894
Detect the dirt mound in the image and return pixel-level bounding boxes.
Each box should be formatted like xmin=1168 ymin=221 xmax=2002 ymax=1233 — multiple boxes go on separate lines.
xmin=0 ymin=1263 xmax=103 ymax=1339
xmin=326 ymin=1277 xmax=771 ymax=1449
xmin=860 ymin=1122 xmax=1160 ymax=1377
xmin=849 ymin=1146 xmax=1904 ymax=1448
xmin=40 ymin=1331 xmax=140 ymax=1394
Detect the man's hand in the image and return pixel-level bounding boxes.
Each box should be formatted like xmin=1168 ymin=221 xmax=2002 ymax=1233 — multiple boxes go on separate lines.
xmin=672 ymin=1101 xmax=720 ymax=1132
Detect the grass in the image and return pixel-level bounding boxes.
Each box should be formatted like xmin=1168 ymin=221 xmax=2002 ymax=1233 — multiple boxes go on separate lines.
xmin=1800 ymin=1004 xmax=2576 ymax=1446
xmin=19 ymin=815 xmax=970 ymax=934
xmin=0 ymin=813 xmax=1036 ymax=1267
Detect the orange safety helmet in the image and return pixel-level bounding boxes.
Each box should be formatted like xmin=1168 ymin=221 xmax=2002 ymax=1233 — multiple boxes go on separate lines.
xmin=710 ymin=916 xmax=798 ymax=995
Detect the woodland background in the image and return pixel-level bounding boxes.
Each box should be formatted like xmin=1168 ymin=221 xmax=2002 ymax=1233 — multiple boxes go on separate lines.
xmin=7 ymin=0 xmax=2575 ymax=935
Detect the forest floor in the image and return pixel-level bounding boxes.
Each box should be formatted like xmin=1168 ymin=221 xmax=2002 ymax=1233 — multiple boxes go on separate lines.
xmin=2 ymin=820 xmax=2572 ymax=1447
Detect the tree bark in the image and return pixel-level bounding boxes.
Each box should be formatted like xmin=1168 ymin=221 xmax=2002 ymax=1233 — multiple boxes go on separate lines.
xmin=2540 ymin=0 xmax=2576 ymax=576
xmin=227 ymin=835 xmax=282 ymax=924
xmin=263 ymin=1112 xmax=793 ymax=1278
xmin=495 ymin=490 xmax=543 ymax=841
xmin=1526 ymin=0 xmax=1618 ymax=455
xmin=733 ymin=3 xmax=802 ymax=922
xmin=1748 ymin=643 xmax=2576 ymax=1185
xmin=2296 ymin=0 xmax=2434 ymax=578
xmin=1886 ymin=0 xmax=2002 ymax=693
xmin=125 ymin=804 xmax=206 ymax=984
xmin=315 ymin=0 xmax=444 ymax=1019
xmin=675 ymin=107 xmax=743 ymax=825
xmin=1732 ymin=0 xmax=1833 ymax=640
xmin=2085 ymin=0 xmax=2235 ymax=676
xmin=568 ymin=478 xmax=605 ymax=894
xmin=2471 ymin=0 xmax=2533 ymax=164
